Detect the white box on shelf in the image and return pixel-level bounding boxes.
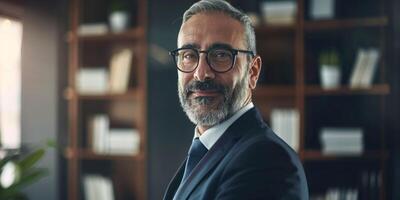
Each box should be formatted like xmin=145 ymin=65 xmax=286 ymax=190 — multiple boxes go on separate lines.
xmin=320 ymin=127 xmax=364 ymax=155
xmin=310 ymin=0 xmax=335 ymax=20
xmin=76 ymin=68 xmax=109 ymax=94
xmin=261 ymin=1 xmax=297 ymax=25
xmin=108 ymin=128 xmax=140 ymax=155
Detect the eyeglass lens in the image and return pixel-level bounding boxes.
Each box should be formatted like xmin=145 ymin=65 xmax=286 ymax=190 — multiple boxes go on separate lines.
xmin=175 ymin=48 xmax=234 ymax=72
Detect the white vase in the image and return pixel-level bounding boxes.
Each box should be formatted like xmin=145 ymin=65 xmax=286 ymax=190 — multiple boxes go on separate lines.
xmin=320 ymin=65 xmax=340 ymax=89
xmin=109 ymin=11 xmax=130 ymax=33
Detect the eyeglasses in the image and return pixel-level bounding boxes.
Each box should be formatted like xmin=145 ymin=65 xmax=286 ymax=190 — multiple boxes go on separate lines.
xmin=169 ymin=47 xmax=254 ymax=73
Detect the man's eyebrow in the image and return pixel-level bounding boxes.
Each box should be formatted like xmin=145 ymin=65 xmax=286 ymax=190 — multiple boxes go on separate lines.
xmin=180 ymin=43 xmax=200 ymax=49
xmin=208 ymin=43 xmax=233 ymax=50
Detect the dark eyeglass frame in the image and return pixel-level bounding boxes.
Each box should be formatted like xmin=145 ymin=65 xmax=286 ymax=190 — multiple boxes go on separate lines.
xmin=169 ymin=47 xmax=254 ymax=73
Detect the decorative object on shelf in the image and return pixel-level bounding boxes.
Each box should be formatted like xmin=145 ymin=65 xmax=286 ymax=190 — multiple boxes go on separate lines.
xmin=349 ymin=48 xmax=380 ymax=89
xmin=260 ymin=0 xmax=297 ymax=25
xmin=109 ymin=0 xmax=130 ymax=33
xmin=310 ymin=0 xmax=335 ymax=20
xmin=319 ymin=50 xmax=341 ymax=89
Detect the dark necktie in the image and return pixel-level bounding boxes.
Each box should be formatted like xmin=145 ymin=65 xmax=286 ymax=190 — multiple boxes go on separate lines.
xmin=182 ymin=138 xmax=208 ymax=181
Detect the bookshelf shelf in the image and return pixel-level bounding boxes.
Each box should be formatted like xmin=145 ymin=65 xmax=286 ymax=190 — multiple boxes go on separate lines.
xmin=301 ymin=150 xmax=389 ymax=161
xmin=254 ymin=85 xmax=296 ymax=97
xmin=64 ymin=88 xmax=141 ymax=100
xmin=255 ymin=24 xmax=296 ymax=34
xmin=67 ymin=27 xmax=145 ymax=43
xmin=304 ymin=84 xmax=390 ymax=96
xmin=78 ymin=90 xmax=140 ymax=100
xmin=304 ymin=17 xmax=389 ymax=31
xmin=65 ymin=148 xmax=143 ymax=161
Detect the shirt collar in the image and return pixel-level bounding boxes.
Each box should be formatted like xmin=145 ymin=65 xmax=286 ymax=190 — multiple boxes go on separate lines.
xmin=194 ymin=102 xmax=254 ymax=150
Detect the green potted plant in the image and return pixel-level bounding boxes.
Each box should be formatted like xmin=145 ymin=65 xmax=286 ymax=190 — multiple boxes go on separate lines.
xmin=319 ymin=50 xmax=341 ymax=89
xmin=0 ymin=142 xmax=53 ymax=200
xmin=109 ymin=0 xmax=130 ymax=33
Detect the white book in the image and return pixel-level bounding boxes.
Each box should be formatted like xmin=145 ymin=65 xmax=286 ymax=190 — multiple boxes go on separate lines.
xmin=359 ymin=49 xmax=380 ymax=87
xmin=271 ymin=108 xmax=299 ymax=151
xmin=349 ymin=49 xmax=369 ymax=88
xmin=109 ymin=48 xmax=133 ymax=94
xmin=83 ymin=175 xmax=96 ymax=200
xmin=83 ymin=175 xmax=106 ymax=200
xmin=89 ymin=115 xmax=110 ymax=154
xmin=78 ymin=23 xmax=108 ymax=36
xmin=84 ymin=175 xmax=115 ymax=200
xmin=99 ymin=176 xmax=115 ymax=200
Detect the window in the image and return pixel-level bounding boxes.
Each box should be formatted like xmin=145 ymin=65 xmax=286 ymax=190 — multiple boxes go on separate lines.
xmin=0 ymin=16 xmax=22 ymax=149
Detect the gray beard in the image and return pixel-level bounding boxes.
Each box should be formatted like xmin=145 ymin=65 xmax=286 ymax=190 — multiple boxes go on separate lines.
xmin=178 ymin=71 xmax=249 ymax=127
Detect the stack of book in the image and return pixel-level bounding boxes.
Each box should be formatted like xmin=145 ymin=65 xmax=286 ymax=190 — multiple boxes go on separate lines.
xmin=78 ymin=23 xmax=108 ymax=36
xmin=349 ymin=48 xmax=380 ymax=88
xmin=83 ymin=174 xmax=114 ymax=200
xmin=260 ymin=1 xmax=297 ymax=25
xmin=76 ymin=68 xmax=109 ymax=94
xmin=270 ymin=108 xmax=300 ymax=152
xmin=320 ymin=127 xmax=364 ymax=155
xmin=88 ymin=114 xmax=140 ymax=155
xmin=311 ymin=188 xmax=358 ymax=200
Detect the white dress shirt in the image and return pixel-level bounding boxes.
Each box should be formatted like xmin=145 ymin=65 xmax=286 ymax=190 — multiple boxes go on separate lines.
xmin=194 ymin=102 xmax=254 ymax=150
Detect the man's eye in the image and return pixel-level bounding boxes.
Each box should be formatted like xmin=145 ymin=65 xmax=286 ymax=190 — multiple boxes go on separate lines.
xmin=183 ymin=52 xmax=197 ymax=60
xmin=216 ymin=52 xmax=228 ymax=58
xmin=212 ymin=50 xmax=231 ymax=60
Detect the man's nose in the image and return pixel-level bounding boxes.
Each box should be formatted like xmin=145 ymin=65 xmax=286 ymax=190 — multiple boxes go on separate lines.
xmin=194 ymin=54 xmax=215 ymax=81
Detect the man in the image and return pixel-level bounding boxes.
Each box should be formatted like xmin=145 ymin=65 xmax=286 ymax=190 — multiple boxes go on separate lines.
xmin=164 ymin=0 xmax=308 ymax=199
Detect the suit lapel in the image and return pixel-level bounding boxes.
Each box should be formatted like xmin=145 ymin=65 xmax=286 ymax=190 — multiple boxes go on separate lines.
xmin=174 ymin=108 xmax=264 ymax=200
xmin=163 ymin=159 xmax=186 ymax=200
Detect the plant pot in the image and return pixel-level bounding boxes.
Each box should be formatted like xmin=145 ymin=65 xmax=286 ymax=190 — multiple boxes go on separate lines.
xmin=109 ymin=11 xmax=130 ymax=33
xmin=320 ymin=65 xmax=341 ymax=89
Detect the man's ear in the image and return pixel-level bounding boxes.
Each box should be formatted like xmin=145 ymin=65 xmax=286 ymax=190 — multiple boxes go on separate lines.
xmin=249 ymin=55 xmax=262 ymax=89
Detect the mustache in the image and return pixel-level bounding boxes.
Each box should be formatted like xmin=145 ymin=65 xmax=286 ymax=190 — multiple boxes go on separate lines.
xmin=184 ymin=80 xmax=226 ymax=95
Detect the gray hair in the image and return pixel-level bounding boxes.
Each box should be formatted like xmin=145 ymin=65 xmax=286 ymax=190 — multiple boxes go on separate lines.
xmin=182 ymin=0 xmax=256 ymax=55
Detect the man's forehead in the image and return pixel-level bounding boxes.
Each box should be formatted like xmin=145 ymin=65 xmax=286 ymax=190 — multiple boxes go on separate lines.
xmin=177 ymin=12 xmax=245 ymax=49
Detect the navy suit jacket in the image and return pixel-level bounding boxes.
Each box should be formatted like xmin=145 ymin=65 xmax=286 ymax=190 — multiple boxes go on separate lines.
xmin=163 ymin=108 xmax=309 ymax=200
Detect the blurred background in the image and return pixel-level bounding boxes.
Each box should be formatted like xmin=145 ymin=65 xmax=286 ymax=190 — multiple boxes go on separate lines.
xmin=0 ymin=0 xmax=399 ymax=199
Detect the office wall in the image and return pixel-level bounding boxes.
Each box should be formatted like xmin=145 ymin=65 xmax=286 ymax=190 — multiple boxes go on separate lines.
xmin=146 ymin=0 xmax=197 ymax=199
xmin=20 ymin=0 xmax=64 ymax=199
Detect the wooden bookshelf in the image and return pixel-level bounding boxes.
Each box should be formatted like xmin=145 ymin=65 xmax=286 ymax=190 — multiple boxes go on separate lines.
xmin=304 ymin=84 xmax=390 ymax=96
xmin=255 ymin=24 xmax=296 ymax=34
xmin=304 ymin=17 xmax=389 ymax=31
xmin=65 ymin=148 xmax=144 ymax=161
xmin=231 ymin=0 xmax=391 ymax=199
xmin=65 ymin=0 xmax=148 ymax=200
xmin=301 ymin=150 xmax=389 ymax=161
